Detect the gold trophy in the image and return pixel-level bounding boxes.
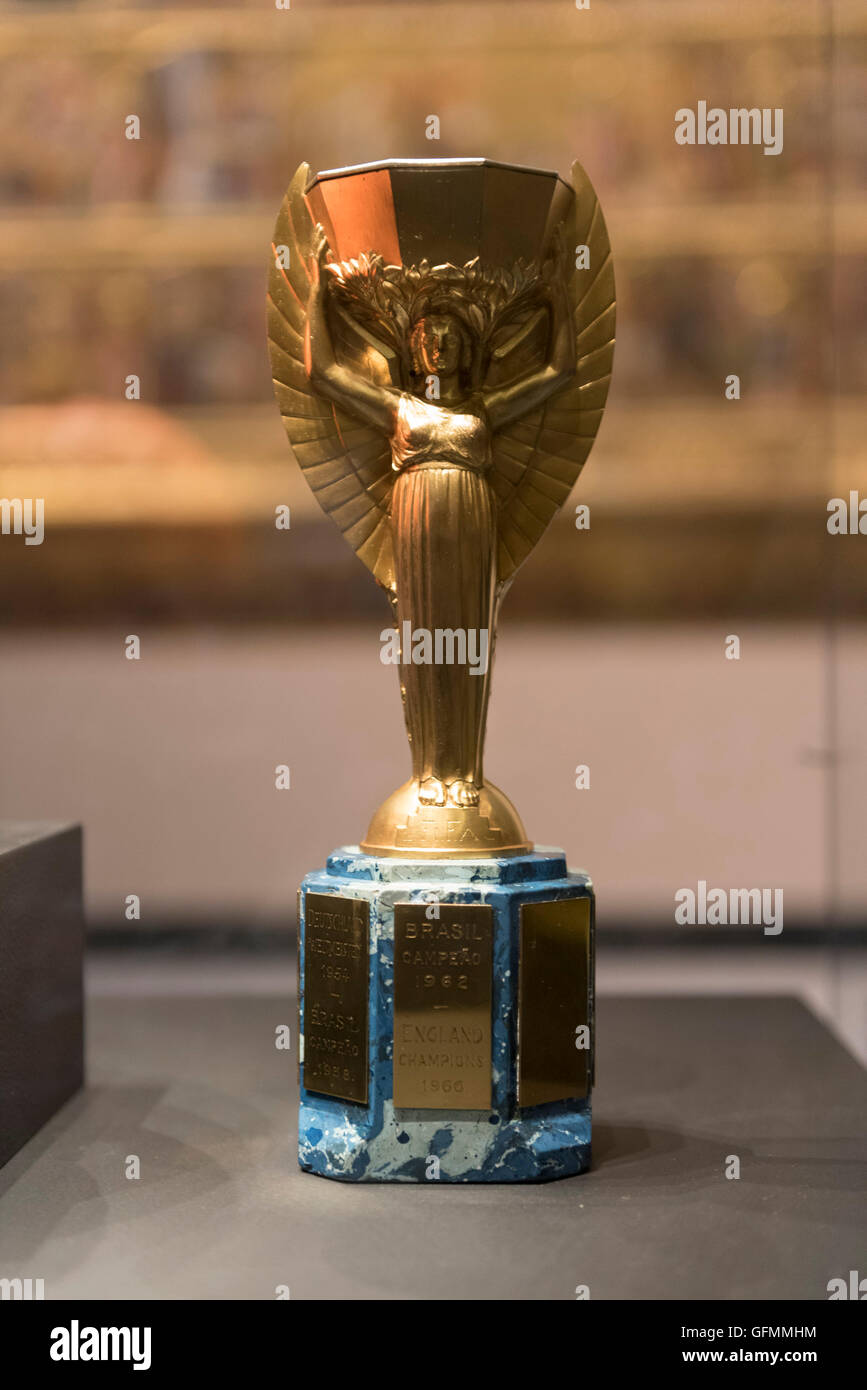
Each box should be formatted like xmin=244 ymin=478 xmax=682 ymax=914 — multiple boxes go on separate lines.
xmin=269 ymin=158 xmax=614 ymax=1181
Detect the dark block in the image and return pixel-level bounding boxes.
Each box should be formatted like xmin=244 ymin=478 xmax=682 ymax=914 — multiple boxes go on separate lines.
xmin=0 ymin=822 xmax=84 ymax=1168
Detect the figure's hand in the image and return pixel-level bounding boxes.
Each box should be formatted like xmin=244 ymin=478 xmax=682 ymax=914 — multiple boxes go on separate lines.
xmin=541 ymin=223 xmax=573 ymax=342
xmin=308 ymin=223 xmax=331 ymax=288
xmin=542 ymin=223 xmax=569 ymax=295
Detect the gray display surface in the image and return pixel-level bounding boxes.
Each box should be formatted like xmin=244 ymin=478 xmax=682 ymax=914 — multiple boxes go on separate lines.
xmin=0 ymin=994 xmax=863 ymax=1300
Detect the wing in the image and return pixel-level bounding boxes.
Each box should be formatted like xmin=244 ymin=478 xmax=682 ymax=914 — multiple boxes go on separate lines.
xmin=488 ymin=159 xmax=615 ymax=587
xmin=266 ymin=163 xmax=396 ymax=592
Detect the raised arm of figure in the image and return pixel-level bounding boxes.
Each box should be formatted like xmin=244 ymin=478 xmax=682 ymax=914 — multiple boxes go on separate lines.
xmin=481 ymin=235 xmax=576 ymax=433
xmin=304 ymin=225 xmax=399 ymax=436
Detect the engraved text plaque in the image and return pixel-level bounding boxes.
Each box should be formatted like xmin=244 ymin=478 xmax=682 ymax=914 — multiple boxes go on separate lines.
xmin=302 ymin=892 xmax=369 ymax=1105
xmin=393 ymin=902 xmax=493 ymax=1109
xmin=518 ymin=897 xmax=591 ymax=1108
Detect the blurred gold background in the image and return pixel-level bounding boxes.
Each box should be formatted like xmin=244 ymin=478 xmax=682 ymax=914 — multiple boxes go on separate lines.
xmin=0 ymin=1 xmax=863 ymax=960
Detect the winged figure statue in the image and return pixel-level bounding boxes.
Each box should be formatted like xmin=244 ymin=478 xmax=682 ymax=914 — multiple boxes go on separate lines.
xmin=267 ymin=158 xmax=614 ymax=856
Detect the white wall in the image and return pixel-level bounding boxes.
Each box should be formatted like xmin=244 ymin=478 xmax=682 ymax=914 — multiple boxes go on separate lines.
xmin=0 ymin=622 xmax=861 ymax=927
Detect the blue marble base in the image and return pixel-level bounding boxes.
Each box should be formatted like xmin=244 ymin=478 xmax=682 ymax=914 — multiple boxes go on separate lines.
xmin=298 ymin=847 xmax=594 ymax=1183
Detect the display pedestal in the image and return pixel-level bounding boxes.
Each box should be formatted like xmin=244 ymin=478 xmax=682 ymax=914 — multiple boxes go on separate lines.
xmin=298 ymin=847 xmax=594 ymax=1183
xmin=0 ymin=822 xmax=84 ymax=1169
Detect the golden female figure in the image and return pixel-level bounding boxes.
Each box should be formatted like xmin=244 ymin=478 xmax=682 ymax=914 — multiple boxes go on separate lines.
xmin=268 ymin=160 xmax=614 ymax=855
xmin=304 ymin=224 xmax=575 ymax=816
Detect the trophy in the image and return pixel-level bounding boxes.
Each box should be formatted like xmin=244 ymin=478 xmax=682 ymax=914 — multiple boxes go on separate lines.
xmin=268 ymin=158 xmax=614 ymax=1181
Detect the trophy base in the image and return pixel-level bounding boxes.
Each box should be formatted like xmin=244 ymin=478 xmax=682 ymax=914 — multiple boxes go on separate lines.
xmin=297 ymin=847 xmax=594 ymax=1183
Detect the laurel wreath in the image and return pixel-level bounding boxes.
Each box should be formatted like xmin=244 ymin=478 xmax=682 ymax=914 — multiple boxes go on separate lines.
xmin=325 ymin=252 xmax=548 ymax=363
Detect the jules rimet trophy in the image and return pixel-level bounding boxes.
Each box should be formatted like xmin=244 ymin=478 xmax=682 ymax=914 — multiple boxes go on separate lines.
xmin=267 ymin=157 xmax=614 ymax=1181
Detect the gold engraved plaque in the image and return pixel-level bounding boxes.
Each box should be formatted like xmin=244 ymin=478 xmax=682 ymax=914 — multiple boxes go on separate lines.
xmin=393 ymin=903 xmax=493 ymax=1110
xmin=302 ymin=892 xmax=369 ymax=1105
xmin=518 ymin=897 xmax=591 ymax=1108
